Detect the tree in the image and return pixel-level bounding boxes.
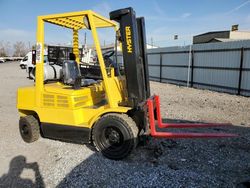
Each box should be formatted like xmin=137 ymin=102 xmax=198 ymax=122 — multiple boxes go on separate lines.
xmin=4 ymin=42 xmax=11 ymax=56
xmin=0 ymin=41 xmax=7 ymax=57
xmin=13 ymin=41 xmax=27 ymax=57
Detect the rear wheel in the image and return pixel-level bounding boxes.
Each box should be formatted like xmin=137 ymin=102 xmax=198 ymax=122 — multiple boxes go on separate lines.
xmin=92 ymin=113 xmax=138 ymax=160
xmin=19 ymin=115 xmax=40 ymax=143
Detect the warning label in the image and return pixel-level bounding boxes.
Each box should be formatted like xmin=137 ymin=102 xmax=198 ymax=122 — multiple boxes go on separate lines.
xmin=36 ymin=43 xmax=42 ymax=63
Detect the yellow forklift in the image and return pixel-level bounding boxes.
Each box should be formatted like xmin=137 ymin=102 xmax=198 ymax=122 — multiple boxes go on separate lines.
xmin=17 ymin=8 xmax=235 ymax=160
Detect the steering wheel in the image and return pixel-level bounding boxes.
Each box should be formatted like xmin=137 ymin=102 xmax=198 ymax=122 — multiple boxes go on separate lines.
xmin=94 ymin=50 xmax=116 ymax=69
xmin=103 ymin=50 xmax=115 ymax=59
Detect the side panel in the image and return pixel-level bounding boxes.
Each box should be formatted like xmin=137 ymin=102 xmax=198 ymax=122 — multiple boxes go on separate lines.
xmin=17 ymin=87 xmax=36 ymax=112
xmin=41 ymin=123 xmax=90 ymax=143
xmin=37 ymin=106 xmax=130 ymax=128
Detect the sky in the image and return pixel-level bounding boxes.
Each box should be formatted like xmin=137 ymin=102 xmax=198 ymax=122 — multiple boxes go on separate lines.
xmin=1 ymin=0 xmax=250 ymax=48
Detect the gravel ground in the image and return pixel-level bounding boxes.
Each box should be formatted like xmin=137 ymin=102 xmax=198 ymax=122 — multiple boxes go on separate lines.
xmin=0 ymin=62 xmax=249 ymax=188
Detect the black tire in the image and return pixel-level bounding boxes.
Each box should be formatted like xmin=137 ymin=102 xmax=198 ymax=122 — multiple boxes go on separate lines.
xmin=19 ymin=115 xmax=40 ymax=143
xmin=20 ymin=65 xmax=26 ymax=69
xmin=92 ymin=113 xmax=138 ymax=160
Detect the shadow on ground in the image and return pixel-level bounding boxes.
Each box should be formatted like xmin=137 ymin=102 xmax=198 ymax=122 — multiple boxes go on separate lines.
xmin=56 ymin=119 xmax=250 ymax=188
xmin=0 ymin=155 xmax=44 ymax=188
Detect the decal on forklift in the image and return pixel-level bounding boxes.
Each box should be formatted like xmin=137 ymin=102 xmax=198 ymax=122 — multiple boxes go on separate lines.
xmin=125 ymin=26 xmax=132 ymax=53
xmin=36 ymin=43 xmax=42 ymax=63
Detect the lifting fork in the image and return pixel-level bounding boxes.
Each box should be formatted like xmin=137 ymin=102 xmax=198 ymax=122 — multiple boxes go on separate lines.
xmin=147 ymin=95 xmax=237 ymax=138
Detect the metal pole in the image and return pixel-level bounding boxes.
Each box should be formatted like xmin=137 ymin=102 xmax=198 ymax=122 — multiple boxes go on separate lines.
xmin=88 ymin=13 xmax=115 ymax=108
xmin=160 ymin=53 xmax=162 ymax=82
xmin=237 ymin=47 xmax=244 ymax=95
xmin=187 ymin=44 xmax=192 ymax=87
xmin=115 ymin=30 xmax=120 ymax=76
xmin=190 ymin=50 xmax=194 ymax=87
xmin=35 ymin=16 xmax=44 ymax=106
xmin=84 ymin=32 xmax=87 ymax=45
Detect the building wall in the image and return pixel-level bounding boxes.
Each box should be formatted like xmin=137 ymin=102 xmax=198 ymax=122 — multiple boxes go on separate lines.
xmin=230 ymin=31 xmax=250 ymax=40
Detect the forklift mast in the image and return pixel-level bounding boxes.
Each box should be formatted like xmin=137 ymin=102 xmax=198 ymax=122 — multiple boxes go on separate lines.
xmin=110 ymin=7 xmax=150 ymax=107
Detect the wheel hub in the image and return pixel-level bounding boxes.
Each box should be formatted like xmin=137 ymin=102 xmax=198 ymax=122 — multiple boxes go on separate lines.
xmin=106 ymin=128 xmax=120 ymax=144
xmin=21 ymin=125 xmax=29 ymax=135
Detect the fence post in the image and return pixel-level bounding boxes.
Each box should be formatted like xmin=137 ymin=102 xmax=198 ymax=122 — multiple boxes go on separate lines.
xmin=187 ymin=45 xmax=192 ymax=87
xmin=160 ymin=53 xmax=162 ymax=82
xmin=190 ymin=50 xmax=194 ymax=87
xmin=237 ymin=47 xmax=244 ymax=95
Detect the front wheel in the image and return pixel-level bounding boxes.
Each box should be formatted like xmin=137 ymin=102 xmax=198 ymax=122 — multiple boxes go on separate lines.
xmin=92 ymin=113 xmax=138 ymax=160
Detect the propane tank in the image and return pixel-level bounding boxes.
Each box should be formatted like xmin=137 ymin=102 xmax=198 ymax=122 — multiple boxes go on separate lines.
xmin=30 ymin=64 xmax=62 ymax=81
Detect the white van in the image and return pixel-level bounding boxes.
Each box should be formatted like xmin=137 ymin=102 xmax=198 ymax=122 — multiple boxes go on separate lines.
xmin=20 ymin=50 xmax=49 ymax=77
xmin=20 ymin=52 xmax=32 ymax=69
xmin=20 ymin=50 xmax=48 ymax=69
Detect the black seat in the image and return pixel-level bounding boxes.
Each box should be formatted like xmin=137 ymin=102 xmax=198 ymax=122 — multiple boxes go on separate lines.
xmin=62 ymin=60 xmax=80 ymax=85
xmin=62 ymin=60 xmax=97 ymax=89
xmin=62 ymin=60 xmax=81 ymax=88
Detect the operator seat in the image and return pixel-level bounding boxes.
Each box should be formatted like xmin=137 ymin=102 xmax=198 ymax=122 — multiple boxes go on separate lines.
xmin=62 ymin=60 xmax=81 ymax=86
xmin=62 ymin=53 xmax=97 ymax=89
